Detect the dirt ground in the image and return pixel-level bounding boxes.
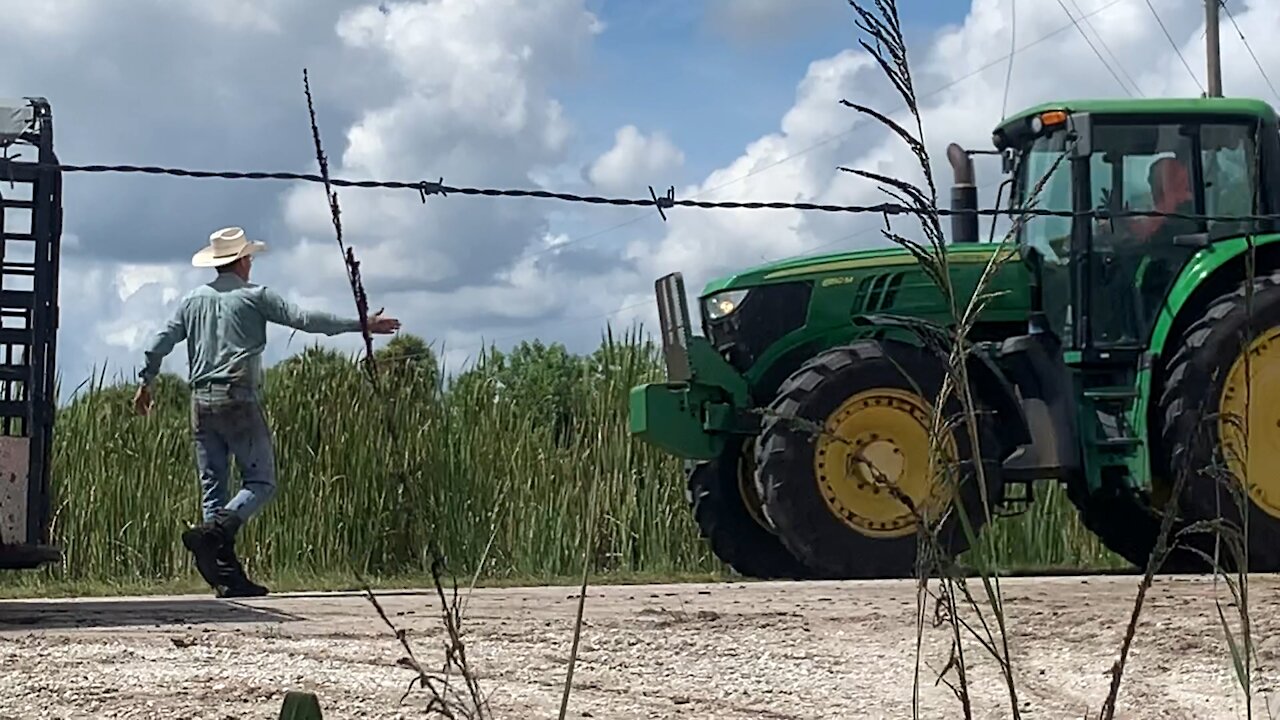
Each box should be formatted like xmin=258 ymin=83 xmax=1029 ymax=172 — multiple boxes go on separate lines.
xmin=1 ymin=575 xmax=1278 ymax=719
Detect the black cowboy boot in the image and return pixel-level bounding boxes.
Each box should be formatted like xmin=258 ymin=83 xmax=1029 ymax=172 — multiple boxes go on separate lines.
xmin=181 ymin=509 xmax=242 ymax=591
xmin=214 ymin=535 xmax=269 ymax=598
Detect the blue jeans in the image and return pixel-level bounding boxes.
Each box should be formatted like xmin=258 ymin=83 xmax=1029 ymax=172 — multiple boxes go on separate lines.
xmin=190 ymin=385 xmax=277 ymax=523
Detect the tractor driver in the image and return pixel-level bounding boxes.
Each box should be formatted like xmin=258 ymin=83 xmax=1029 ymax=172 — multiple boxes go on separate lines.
xmin=1093 ymin=155 xmax=1198 ymax=343
xmin=1128 ymin=156 xmax=1200 ymax=336
xmin=1134 ymin=156 xmax=1198 ymax=244
xmin=1099 ymin=155 xmax=1196 ymax=244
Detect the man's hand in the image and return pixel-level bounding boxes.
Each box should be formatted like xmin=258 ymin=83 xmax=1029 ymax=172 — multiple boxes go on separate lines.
xmin=133 ymin=385 xmax=153 ymax=417
xmin=367 ymin=308 xmax=401 ymax=335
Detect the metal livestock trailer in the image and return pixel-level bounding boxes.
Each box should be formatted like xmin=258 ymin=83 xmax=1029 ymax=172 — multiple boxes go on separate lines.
xmin=0 ymin=98 xmax=61 ymax=570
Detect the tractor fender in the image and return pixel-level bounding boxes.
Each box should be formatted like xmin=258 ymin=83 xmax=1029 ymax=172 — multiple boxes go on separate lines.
xmin=994 ymin=332 xmax=1084 ymax=483
xmin=1138 ymin=234 xmax=1280 ymax=463
xmin=1148 ymin=234 xmax=1280 ymax=363
xmin=966 ymin=347 xmax=1033 ymax=454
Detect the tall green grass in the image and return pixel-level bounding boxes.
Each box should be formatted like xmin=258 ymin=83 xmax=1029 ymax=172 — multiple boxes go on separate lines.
xmin=7 ymin=326 xmax=1122 ymax=590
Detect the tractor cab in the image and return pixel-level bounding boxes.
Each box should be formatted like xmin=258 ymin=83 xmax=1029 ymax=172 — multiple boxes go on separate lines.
xmin=973 ymin=98 xmax=1280 ymax=571
xmin=993 ymin=99 xmax=1280 ymax=353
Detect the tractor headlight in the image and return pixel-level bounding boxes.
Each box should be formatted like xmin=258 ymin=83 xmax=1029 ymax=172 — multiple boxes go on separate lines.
xmin=704 ymin=289 xmax=749 ymax=321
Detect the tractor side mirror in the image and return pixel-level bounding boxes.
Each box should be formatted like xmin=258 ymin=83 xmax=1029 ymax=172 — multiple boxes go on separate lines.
xmin=1173 ymin=232 xmax=1211 ymax=248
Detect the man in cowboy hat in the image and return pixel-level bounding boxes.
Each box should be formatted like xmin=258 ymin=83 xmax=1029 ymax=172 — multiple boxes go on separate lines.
xmin=132 ymin=226 xmax=400 ymax=597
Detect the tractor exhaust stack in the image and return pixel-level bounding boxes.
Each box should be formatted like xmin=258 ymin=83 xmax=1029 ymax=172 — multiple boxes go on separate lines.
xmin=947 ymin=142 xmax=979 ymax=244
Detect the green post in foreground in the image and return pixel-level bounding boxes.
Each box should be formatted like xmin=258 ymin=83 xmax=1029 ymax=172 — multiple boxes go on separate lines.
xmin=279 ymin=690 xmax=324 ymax=719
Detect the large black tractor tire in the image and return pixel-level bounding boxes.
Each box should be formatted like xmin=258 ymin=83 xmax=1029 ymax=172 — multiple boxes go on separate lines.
xmin=1065 ymin=478 xmax=1198 ymax=573
xmin=685 ymin=438 xmax=815 ymax=579
xmin=1158 ymin=270 xmax=1280 ymax=573
xmin=753 ymin=339 xmax=1005 ymax=579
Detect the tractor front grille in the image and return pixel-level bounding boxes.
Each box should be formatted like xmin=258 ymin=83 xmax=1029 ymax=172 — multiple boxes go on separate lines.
xmin=705 ymin=281 xmax=812 ymax=373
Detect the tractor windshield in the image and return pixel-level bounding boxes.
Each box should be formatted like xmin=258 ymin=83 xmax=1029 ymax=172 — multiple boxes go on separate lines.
xmin=1016 ymin=117 xmax=1261 ymax=347
xmin=1014 ymin=128 xmax=1073 ymax=339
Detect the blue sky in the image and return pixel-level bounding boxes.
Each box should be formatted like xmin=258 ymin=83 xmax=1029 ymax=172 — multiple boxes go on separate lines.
xmin=562 ymin=0 xmax=971 ymax=185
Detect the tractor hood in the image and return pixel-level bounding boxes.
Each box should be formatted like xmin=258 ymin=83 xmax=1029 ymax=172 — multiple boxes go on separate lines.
xmin=700 ymin=243 xmax=1014 ymax=298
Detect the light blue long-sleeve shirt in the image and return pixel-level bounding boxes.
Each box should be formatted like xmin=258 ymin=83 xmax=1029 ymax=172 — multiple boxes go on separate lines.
xmin=139 ymin=273 xmax=363 ymax=397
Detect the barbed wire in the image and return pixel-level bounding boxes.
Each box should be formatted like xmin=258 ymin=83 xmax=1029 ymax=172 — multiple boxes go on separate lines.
xmin=41 ymin=161 xmax=1280 ymax=225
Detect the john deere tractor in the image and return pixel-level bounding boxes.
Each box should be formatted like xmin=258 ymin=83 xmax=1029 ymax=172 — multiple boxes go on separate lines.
xmin=630 ymin=96 xmax=1280 ymax=579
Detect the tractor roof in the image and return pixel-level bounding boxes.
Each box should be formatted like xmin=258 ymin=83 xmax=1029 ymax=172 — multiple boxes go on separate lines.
xmin=999 ymin=97 xmax=1278 ymax=130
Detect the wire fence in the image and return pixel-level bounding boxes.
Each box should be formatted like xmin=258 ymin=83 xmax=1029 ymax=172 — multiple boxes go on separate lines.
xmin=42 ymin=161 xmax=1280 ymax=226
xmin=26 ymin=101 xmax=1280 ymax=376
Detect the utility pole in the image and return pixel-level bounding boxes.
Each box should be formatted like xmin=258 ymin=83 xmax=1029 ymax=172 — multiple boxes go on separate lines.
xmin=1206 ymin=0 xmax=1223 ymax=97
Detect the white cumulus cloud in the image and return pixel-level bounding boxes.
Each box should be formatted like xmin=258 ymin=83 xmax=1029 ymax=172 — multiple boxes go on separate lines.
xmin=587 ymin=125 xmax=686 ymax=194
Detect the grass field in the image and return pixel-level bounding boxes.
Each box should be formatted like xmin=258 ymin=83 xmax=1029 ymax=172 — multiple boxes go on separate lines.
xmin=1 ymin=329 xmax=1128 ymax=594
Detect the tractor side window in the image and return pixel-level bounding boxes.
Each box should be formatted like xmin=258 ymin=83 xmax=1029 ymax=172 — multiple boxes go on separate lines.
xmin=1121 ymin=155 xmax=1157 ymax=213
xmin=1201 ymin=123 xmax=1259 ymax=240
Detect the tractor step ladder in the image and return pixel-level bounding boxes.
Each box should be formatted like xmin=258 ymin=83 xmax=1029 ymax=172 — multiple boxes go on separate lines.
xmin=1082 ymin=386 xmax=1140 ymax=401
xmin=1082 ymin=382 xmax=1143 ymax=453
xmin=0 ymin=98 xmax=61 ymax=570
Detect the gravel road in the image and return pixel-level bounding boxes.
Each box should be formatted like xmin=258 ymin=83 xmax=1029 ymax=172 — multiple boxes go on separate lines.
xmin=1 ymin=575 xmax=1277 ymax=719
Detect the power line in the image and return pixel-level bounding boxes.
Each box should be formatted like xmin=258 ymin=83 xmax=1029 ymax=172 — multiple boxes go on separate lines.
xmin=693 ymin=0 xmax=1130 ymax=198
xmin=1066 ymin=0 xmax=1145 ymax=96
xmin=1002 ymin=0 xmax=1018 ymax=118
xmin=1141 ymin=0 xmax=1206 ymax=94
xmin=1055 ymin=0 xmax=1137 ymax=97
xmin=1221 ymin=1 xmax=1280 ymax=103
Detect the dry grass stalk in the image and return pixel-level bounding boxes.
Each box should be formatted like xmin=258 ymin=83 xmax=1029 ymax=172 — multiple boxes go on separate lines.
xmin=833 ymin=1 xmax=1081 ymax=716
xmin=362 ymin=554 xmax=492 ymax=718
xmin=1099 ymin=122 xmax=1272 ymax=720
xmin=838 ymin=1 xmax=1029 ymax=716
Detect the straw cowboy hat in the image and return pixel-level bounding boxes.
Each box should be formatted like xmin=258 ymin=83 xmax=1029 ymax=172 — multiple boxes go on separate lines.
xmin=192 ymin=227 xmax=267 ymax=268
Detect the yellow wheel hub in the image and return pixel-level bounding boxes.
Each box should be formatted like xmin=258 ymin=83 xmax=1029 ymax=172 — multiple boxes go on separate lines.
xmin=1219 ymin=327 xmax=1280 ymax=519
xmin=813 ymin=387 xmax=958 ymax=537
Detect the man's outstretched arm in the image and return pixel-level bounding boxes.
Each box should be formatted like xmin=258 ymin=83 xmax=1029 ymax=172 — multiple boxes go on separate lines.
xmin=256 ymin=287 xmax=400 ymax=336
xmin=138 ymin=304 xmax=188 ymax=388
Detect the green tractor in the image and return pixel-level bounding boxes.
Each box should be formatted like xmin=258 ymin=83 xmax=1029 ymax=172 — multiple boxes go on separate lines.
xmin=630 ymin=96 xmax=1280 ymax=579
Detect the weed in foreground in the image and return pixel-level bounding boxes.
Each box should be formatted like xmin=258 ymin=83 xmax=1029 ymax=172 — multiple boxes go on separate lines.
xmin=363 ymin=553 xmax=491 ymax=718
xmin=836 ymin=1 xmax=1047 ymax=715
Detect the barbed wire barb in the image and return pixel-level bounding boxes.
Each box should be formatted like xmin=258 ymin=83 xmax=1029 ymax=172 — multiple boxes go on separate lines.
xmin=417 ymin=178 xmax=446 ymax=203
xmin=647 ymin=185 xmax=674 ymax=222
